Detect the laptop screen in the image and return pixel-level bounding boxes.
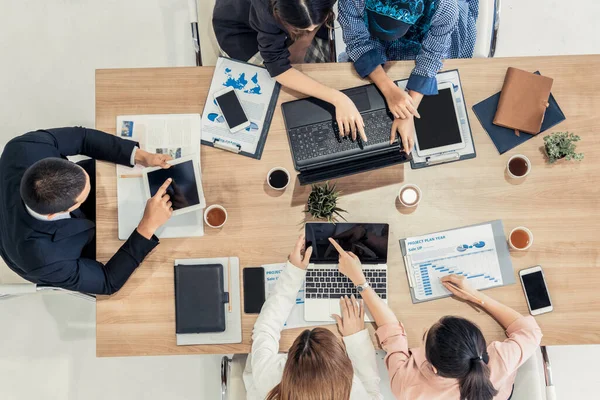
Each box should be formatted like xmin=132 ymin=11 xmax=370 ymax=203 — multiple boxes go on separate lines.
xmin=306 ymin=223 xmax=389 ymax=264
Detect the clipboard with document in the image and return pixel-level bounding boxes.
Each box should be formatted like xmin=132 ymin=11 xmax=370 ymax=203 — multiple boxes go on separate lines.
xmin=399 ymin=220 xmax=515 ymax=304
xmin=396 ymin=69 xmax=476 ymax=169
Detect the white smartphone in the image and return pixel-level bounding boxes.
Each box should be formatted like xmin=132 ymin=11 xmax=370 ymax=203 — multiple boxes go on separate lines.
xmin=413 ymin=81 xmax=466 ymax=157
xmin=519 ymin=265 xmax=553 ymax=315
xmin=214 ymin=87 xmax=250 ymax=133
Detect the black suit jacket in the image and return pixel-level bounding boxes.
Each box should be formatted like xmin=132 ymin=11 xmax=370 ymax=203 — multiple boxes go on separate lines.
xmin=0 ymin=127 xmax=159 ymax=294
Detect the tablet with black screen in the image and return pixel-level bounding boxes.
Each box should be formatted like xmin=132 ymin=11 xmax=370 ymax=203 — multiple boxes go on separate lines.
xmin=142 ymin=155 xmax=205 ymax=216
xmin=413 ymin=82 xmax=466 ymax=157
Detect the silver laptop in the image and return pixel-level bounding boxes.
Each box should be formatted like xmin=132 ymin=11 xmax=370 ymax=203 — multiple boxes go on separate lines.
xmin=304 ymin=223 xmax=389 ymax=322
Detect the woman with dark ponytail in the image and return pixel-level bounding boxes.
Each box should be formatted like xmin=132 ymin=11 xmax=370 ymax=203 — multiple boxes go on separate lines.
xmin=426 ymin=316 xmax=499 ymax=400
xmin=329 ymin=238 xmax=543 ymax=400
xmin=214 ymin=0 xmax=368 ymax=142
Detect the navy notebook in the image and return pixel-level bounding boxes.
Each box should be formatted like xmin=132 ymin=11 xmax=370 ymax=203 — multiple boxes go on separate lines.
xmin=472 ymin=71 xmax=566 ymax=154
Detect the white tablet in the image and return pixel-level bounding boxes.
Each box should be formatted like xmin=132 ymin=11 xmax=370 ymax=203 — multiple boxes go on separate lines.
xmin=413 ymin=82 xmax=466 ymax=157
xmin=142 ymin=154 xmax=205 ymax=217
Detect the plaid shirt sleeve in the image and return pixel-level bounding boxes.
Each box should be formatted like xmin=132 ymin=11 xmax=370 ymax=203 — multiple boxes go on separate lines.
xmin=407 ymin=0 xmax=459 ymax=95
xmin=338 ymin=0 xmax=387 ymax=78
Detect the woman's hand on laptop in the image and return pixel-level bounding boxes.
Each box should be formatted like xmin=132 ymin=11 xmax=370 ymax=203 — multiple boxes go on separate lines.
xmin=333 ymin=92 xmax=367 ymax=142
xmin=390 ymin=117 xmax=415 ymax=155
xmin=328 ymin=237 xmax=366 ymax=285
xmin=288 ymin=234 xmax=313 ymax=270
xmin=332 ymin=295 xmax=365 ymax=337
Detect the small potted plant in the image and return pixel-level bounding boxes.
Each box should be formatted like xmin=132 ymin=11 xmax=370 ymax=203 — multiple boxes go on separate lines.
xmin=543 ymin=132 xmax=584 ymax=164
xmin=305 ymin=181 xmax=347 ymax=223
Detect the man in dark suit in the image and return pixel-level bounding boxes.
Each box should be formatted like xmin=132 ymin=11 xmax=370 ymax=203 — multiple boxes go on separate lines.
xmin=0 ymin=127 xmax=175 ymax=295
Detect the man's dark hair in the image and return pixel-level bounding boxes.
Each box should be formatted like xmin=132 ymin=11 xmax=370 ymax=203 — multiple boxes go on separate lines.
xmin=20 ymin=158 xmax=87 ymax=215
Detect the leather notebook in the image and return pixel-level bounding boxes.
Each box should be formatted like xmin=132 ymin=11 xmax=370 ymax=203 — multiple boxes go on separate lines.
xmin=473 ymin=71 xmax=566 ymax=154
xmin=174 ymin=263 xmax=229 ymax=334
xmin=493 ymin=67 xmax=554 ymax=135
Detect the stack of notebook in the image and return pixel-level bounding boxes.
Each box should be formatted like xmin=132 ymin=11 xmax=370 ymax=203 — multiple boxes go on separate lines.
xmin=472 ymin=70 xmax=566 ymax=154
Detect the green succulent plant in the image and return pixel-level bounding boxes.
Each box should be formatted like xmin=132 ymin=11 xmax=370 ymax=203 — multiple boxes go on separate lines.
xmin=543 ymin=132 xmax=584 ymax=164
xmin=305 ymin=182 xmax=347 ymax=223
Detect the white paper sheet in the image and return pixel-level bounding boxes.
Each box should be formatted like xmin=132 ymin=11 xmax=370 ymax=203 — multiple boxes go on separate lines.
xmin=201 ymin=57 xmax=277 ymax=154
xmin=405 ymin=224 xmax=503 ymax=301
xmin=397 ymin=70 xmax=474 ymax=164
xmin=263 ymin=263 xmax=335 ymax=330
xmin=115 ymin=114 xmax=204 ymax=239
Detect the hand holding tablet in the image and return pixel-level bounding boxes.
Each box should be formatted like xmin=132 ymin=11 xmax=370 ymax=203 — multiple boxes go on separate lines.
xmin=142 ymin=155 xmax=206 ymax=217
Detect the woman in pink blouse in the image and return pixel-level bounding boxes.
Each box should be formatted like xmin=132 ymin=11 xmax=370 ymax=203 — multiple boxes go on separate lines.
xmin=328 ymin=238 xmax=543 ymax=400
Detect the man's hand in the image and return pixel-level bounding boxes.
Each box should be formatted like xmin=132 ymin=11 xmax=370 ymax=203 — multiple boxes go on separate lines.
xmin=288 ymin=234 xmax=313 ymax=270
xmin=328 ymin=237 xmax=366 ymax=285
xmin=390 ymin=117 xmax=416 ymax=154
xmin=137 ymin=178 xmax=173 ymax=239
xmin=333 ymin=295 xmax=365 ymax=337
xmin=135 ymin=149 xmax=172 ymax=168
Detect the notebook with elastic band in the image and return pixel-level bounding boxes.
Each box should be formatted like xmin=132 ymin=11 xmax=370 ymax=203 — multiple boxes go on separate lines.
xmin=174 ymin=263 xmax=229 ymax=334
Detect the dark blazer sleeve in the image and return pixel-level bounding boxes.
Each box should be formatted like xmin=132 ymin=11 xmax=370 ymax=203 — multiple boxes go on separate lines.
xmin=20 ymin=127 xmax=138 ymax=167
xmin=249 ymin=2 xmax=292 ymax=77
xmin=43 ymin=230 xmax=159 ymax=295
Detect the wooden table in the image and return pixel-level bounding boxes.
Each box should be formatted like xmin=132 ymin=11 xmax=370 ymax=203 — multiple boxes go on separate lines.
xmin=96 ymin=55 xmax=600 ymax=357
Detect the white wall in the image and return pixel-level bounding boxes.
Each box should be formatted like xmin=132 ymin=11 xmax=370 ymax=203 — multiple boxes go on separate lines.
xmin=1 ymin=0 xmax=599 ymax=399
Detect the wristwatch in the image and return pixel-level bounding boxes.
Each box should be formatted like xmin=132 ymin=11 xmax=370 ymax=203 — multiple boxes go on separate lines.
xmin=356 ymin=280 xmax=371 ymax=295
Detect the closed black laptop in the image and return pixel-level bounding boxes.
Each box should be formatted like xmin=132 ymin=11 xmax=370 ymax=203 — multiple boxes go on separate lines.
xmin=282 ymin=84 xmax=412 ymax=185
xmin=174 ymin=264 xmax=229 ymax=334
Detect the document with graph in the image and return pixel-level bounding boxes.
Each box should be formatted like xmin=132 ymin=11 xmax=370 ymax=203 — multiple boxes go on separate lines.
xmin=400 ymin=221 xmax=514 ymax=303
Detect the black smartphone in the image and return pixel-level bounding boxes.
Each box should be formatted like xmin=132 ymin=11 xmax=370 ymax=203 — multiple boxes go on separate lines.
xmin=243 ymin=267 xmax=266 ymax=314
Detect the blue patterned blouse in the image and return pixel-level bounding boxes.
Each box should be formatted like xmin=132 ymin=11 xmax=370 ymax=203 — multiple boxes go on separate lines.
xmin=338 ymin=0 xmax=479 ymax=95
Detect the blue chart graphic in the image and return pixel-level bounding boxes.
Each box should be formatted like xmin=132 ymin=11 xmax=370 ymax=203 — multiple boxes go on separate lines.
xmin=414 ymin=248 xmax=501 ymax=299
xmin=222 ymin=68 xmax=262 ymax=95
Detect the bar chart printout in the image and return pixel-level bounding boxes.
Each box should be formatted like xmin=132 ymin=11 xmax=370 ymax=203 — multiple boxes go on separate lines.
xmin=405 ymin=224 xmax=503 ymax=301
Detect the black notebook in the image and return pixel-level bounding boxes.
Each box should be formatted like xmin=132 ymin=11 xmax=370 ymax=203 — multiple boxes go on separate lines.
xmin=174 ymin=264 xmax=229 ymax=334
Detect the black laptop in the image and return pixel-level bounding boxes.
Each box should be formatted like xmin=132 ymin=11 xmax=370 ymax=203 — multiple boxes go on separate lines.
xmin=282 ymin=84 xmax=412 ymax=185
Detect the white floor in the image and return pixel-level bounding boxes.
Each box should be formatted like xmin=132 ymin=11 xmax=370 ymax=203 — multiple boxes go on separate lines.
xmin=0 ymin=0 xmax=599 ymax=399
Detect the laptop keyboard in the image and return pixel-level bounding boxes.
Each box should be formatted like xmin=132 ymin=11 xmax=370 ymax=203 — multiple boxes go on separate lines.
xmin=289 ymin=109 xmax=394 ymax=162
xmin=305 ymin=268 xmax=387 ymax=299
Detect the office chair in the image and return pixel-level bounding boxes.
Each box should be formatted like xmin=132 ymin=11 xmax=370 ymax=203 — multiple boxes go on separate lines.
xmin=0 ymin=283 xmax=95 ymax=302
xmin=221 ymin=354 xmax=248 ymax=400
xmin=331 ymin=0 xmax=501 ymax=62
xmin=188 ymin=0 xmax=202 ymax=66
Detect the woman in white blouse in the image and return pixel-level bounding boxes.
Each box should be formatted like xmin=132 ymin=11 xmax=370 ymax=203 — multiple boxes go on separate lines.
xmin=243 ymin=235 xmax=383 ymax=400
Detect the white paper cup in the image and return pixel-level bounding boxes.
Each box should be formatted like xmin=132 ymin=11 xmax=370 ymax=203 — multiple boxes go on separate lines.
xmin=398 ymin=184 xmax=422 ymax=207
xmin=204 ymin=204 xmax=228 ymax=228
xmin=506 ymin=154 xmax=532 ymax=179
xmin=267 ymin=167 xmax=290 ymax=190
xmin=508 ymin=226 xmax=534 ymax=251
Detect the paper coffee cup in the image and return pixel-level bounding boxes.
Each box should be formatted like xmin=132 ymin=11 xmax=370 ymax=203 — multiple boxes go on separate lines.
xmin=398 ymin=184 xmax=422 ymax=207
xmin=508 ymin=226 xmax=533 ymax=251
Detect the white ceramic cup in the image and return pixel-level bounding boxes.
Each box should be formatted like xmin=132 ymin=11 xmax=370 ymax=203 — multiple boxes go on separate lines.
xmin=506 ymin=154 xmax=532 ymax=179
xmin=508 ymin=226 xmax=534 ymax=251
xmin=204 ymin=204 xmax=228 ymax=228
xmin=266 ymin=167 xmax=291 ymax=191
xmin=398 ymin=184 xmax=422 ymax=207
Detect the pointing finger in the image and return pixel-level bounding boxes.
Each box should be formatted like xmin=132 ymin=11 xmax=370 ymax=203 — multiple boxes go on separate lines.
xmin=155 ymin=178 xmax=172 ymax=198
xmin=328 ymin=237 xmax=345 ymax=255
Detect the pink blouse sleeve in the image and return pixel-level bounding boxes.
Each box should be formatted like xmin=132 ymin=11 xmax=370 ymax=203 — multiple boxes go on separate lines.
xmin=489 ymin=316 xmax=543 ymax=374
xmin=375 ymin=323 xmax=411 ymax=387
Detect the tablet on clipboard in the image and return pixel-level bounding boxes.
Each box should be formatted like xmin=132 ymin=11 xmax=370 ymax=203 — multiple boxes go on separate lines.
xmin=142 ymin=155 xmax=205 ymax=217
xmin=414 ymin=82 xmax=466 ymax=157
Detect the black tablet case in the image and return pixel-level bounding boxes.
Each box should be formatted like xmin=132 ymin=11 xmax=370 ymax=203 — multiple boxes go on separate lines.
xmin=174 ymin=264 xmax=229 ymax=334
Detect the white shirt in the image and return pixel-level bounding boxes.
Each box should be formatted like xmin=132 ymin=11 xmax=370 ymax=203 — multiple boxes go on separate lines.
xmin=24 ymin=147 xmax=138 ymax=222
xmin=243 ymin=261 xmax=383 ymax=400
